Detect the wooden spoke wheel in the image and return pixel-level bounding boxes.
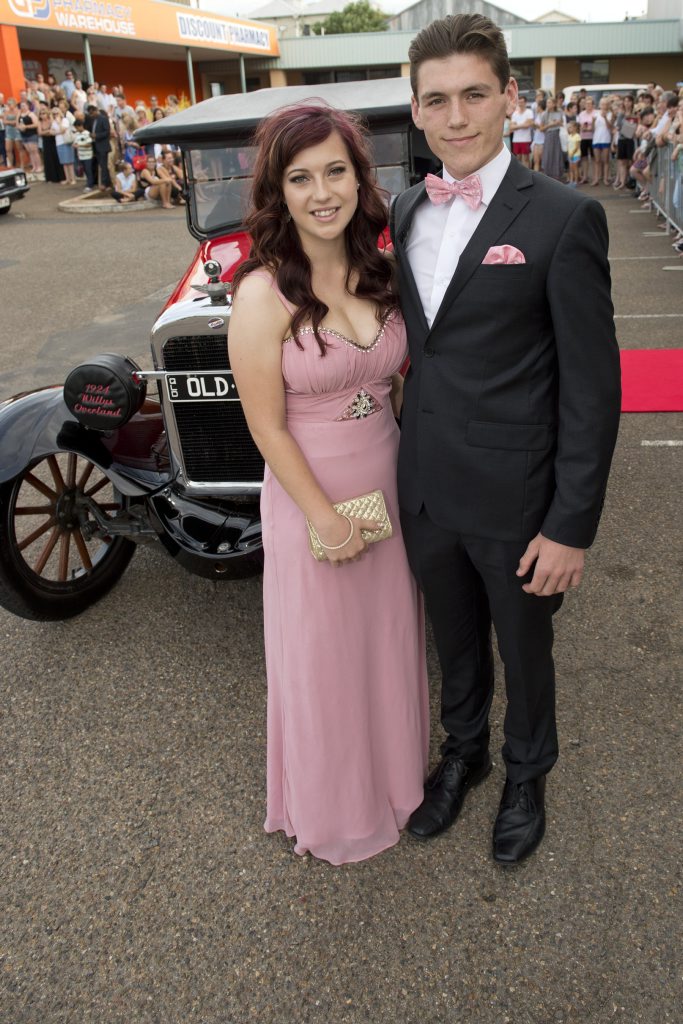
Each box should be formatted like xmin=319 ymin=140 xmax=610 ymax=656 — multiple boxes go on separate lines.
xmin=0 ymin=452 xmax=136 ymax=621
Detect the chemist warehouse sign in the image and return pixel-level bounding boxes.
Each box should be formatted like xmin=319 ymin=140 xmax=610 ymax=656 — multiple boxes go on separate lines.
xmin=1 ymin=0 xmax=280 ymax=55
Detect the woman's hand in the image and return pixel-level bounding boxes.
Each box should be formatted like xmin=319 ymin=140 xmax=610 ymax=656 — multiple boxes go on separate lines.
xmin=311 ymin=513 xmax=382 ymax=566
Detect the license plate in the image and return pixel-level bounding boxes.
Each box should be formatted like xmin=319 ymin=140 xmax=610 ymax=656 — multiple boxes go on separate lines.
xmin=165 ymin=372 xmax=239 ymax=402
xmin=0 ymin=197 xmax=10 ymax=209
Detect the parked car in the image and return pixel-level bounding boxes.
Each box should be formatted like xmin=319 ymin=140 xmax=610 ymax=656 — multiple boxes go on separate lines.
xmin=0 ymin=168 xmax=30 ymax=216
xmin=559 ymin=83 xmax=647 ymax=106
xmin=0 ymin=78 xmax=434 ymax=621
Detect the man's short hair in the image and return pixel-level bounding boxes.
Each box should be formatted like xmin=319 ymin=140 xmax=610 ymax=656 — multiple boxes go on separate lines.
xmin=86 ymin=104 xmax=98 ymax=114
xmin=408 ymin=14 xmax=511 ymax=97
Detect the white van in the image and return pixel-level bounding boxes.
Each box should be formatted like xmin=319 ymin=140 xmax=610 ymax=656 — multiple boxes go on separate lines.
xmin=560 ymin=84 xmax=647 ymax=105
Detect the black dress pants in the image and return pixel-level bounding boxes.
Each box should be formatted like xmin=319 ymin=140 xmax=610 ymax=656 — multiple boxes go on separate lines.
xmin=400 ymin=505 xmax=563 ymax=783
xmin=93 ymin=144 xmax=111 ymax=188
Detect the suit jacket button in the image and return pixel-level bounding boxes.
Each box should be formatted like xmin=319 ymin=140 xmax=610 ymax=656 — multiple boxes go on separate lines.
xmin=424 ymin=347 xmax=434 ymax=358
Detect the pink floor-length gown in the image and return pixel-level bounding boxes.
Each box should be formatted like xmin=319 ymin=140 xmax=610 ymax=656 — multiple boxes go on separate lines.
xmin=255 ymin=274 xmax=429 ymax=865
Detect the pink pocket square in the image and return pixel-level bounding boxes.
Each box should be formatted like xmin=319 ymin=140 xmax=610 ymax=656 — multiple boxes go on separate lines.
xmin=482 ymin=245 xmax=526 ymax=265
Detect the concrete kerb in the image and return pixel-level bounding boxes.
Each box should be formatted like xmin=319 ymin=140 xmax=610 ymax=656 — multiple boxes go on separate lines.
xmin=58 ymin=189 xmax=164 ymax=214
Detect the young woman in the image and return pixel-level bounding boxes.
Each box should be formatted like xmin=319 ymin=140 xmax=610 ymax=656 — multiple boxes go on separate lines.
xmin=38 ymin=106 xmax=64 ymax=182
xmin=592 ymin=97 xmax=614 ymax=186
xmin=138 ymin=155 xmax=173 ymax=208
xmin=54 ymin=101 xmax=76 ymax=185
xmin=3 ymin=98 xmax=21 ymax=169
xmin=577 ymin=96 xmax=597 ymax=184
xmin=614 ymin=94 xmax=638 ymax=189
xmin=539 ymin=95 xmax=565 ymax=181
xmin=228 ymin=104 xmax=429 ymax=865
xmin=16 ymin=101 xmax=42 ymax=174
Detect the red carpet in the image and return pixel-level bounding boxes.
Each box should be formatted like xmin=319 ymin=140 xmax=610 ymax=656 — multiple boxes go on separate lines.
xmin=620 ymin=349 xmax=683 ymax=412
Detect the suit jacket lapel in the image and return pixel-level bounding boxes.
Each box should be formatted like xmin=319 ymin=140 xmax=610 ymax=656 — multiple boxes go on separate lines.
xmin=429 ymin=159 xmax=534 ymax=334
xmin=394 ymin=183 xmax=431 ymax=337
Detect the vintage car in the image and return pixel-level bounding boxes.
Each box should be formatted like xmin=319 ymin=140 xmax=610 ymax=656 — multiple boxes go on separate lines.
xmin=0 ymin=78 xmax=434 ymax=621
xmin=0 ymin=167 xmax=30 ymax=216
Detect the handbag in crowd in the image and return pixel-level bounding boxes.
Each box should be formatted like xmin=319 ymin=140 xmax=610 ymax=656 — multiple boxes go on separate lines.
xmin=132 ymin=153 xmax=147 ymax=171
xmin=306 ymin=489 xmax=392 ymax=561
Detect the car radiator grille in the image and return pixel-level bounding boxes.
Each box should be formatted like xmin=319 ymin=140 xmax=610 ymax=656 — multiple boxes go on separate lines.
xmin=162 ymin=334 xmax=264 ymax=483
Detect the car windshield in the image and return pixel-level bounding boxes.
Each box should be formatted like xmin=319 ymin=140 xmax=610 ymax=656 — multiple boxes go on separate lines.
xmin=185 ymin=130 xmax=411 ymax=236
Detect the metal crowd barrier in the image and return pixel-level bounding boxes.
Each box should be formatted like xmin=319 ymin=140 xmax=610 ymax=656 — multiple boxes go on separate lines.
xmin=649 ymin=142 xmax=683 ymax=235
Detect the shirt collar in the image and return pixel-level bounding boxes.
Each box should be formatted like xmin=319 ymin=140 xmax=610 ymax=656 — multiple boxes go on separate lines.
xmin=442 ymin=145 xmax=511 ymax=207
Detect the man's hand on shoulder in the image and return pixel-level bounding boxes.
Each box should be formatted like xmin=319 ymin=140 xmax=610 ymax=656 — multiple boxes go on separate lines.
xmin=516 ymin=533 xmax=585 ymax=596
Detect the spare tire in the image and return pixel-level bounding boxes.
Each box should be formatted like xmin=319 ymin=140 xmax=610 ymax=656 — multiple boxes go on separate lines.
xmin=64 ymin=353 xmax=146 ymax=431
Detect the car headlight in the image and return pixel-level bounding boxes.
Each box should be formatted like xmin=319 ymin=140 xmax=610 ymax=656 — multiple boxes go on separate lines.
xmin=15 ymin=175 xmax=26 ymax=187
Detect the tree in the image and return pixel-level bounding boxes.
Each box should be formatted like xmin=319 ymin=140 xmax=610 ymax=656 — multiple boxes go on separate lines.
xmin=312 ymin=1 xmax=387 ymax=35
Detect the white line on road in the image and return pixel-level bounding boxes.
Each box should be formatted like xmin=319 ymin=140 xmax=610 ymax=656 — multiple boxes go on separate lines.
xmin=662 ymin=266 xmax=683 ymax=272
xmin=641 ymin=440 xmax=683 ymax=446
xmin=614 ymin=313 xmax=683 ymax=318
xmin=629 ymin=210 xmax=652 ymax=214
xmin=642 ymin=231 xmax=667 ymax=236
xmin=609 ymin=255 xmax=672 ymax=261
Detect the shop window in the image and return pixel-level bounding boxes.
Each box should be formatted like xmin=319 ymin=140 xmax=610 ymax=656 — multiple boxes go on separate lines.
xmin=510 ymin=62 xmax=535 ymax=93
xmin=580 ymin=60 xmax=609 ymax=84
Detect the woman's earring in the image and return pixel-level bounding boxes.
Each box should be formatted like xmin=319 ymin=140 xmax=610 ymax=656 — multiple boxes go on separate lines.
xmin=356 ymin=182 xmax=360 ymax=190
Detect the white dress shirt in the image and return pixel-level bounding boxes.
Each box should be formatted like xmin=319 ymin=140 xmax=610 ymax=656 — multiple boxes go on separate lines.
xmin=406 ymin=145 xmax=511 ymax=327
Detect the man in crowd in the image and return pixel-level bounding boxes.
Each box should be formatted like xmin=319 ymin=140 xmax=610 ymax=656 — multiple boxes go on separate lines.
xmin=510 ymin=93 xmax=533 ymax=166
xmin=87 ymin=103 xmax=112 ymax=189
xmin=60 ymin=69 xmax=76 ymax=100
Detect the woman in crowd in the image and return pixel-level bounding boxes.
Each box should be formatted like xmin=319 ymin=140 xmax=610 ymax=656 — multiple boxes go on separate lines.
xmin=532 ymin=98 xmax=545 ymax=172
xmin=629 ymin=106 xmax=657 ymax=203
xmin=138 ymin=154 xmax=174 ymax=208
xmin=54 ymin=102 xmax=76 ymax=185
xmin=228 ymin=104 xmax=428 ymax=865
xmin=614 ymin=94 xmax=638 ymax=189
xmin=38 ymin=106 xmax=64 ymax=182
xmin=16 ymin=100 xmax=42 ymax=174
xmin=540 ymin=95 xmax=565 ymax=181
xmin=577 ymin=95 xmax=596 ymax=184
xmin=592 ymin=97 xmax=614 ymax=186
xmin=112 ymin=160 xmax=143 ymax=203
xmin=118 ymin=113 xmax=139 ymax=164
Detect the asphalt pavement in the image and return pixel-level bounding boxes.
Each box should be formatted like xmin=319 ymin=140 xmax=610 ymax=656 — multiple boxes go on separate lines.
xmin=0 ymin=181 xmax=681 ymax=1024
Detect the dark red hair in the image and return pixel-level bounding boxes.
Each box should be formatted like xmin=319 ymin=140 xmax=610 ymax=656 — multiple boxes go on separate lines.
xmin=232 ymin=102 xmax=395 ymax=352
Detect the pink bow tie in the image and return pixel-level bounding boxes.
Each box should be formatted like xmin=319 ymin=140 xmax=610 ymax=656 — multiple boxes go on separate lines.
xmin=425 ymin=172 xmax=483 ymax=210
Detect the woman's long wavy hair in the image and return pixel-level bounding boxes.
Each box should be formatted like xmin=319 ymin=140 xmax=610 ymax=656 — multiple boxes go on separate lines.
xmin=232 ymin=103 xmax=395 ymax=353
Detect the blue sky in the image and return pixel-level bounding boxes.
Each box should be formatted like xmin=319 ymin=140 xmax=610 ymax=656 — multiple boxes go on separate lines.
xmin=200 ymin=0 xmax=647 ymax=23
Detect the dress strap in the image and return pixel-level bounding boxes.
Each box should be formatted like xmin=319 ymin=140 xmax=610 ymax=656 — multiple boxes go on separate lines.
xmin=248 ymin=271 xmax=297 ymax=316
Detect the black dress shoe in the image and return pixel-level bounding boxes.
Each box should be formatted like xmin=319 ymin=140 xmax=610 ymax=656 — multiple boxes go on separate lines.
xmin=492 ymin=776 xmax=546 ymax=865
xmin=408 ymin=754 xmax=492 ymax=839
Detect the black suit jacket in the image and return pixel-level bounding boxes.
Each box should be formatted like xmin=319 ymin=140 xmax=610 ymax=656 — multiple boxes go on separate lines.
xmin=391 ymin=158 xmax=621 ymax=549
xmin=91 ymin=113 xmax=111 ymax=150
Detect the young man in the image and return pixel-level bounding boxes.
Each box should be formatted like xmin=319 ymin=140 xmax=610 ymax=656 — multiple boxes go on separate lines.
xmin=87 ymin=103 xmax=112 ymax=188
xmin=390 ymin=14 xmax=621 ymax=864
xmin=510 ymin=94 xmax=534 ymax=166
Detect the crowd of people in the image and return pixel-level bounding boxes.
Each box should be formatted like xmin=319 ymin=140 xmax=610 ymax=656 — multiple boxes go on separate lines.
xmin=1 ymin=70 xmax=682 ymax=231
xmin=505 ymin=83 xmax=683 ymax=192
xmin=0 ymin=71 xmax=186 ymax=208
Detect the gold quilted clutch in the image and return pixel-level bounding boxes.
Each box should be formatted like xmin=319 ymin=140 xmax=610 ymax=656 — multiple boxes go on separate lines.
xmin=306 ymin=489 xmax=393 ymax=561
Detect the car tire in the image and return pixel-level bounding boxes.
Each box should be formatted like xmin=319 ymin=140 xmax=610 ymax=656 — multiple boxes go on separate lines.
xmin=0 ymin=452 xmax=136 ymax=621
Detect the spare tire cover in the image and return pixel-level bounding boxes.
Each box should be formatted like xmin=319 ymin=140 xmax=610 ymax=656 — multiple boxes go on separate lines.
xmin=64 ymin=353 xmax=147 ymax=431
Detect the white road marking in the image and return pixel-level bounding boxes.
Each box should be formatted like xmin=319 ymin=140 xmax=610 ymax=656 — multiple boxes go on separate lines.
xmin=662 ymin=266 xmax=683 ymax=272
xmin=614 ymin=313 xmax=683 ymax=318
xmin=629 ymin=210 xmax=652 ymax=214
xmin=642 ymin=231 xmax=667 ymax=236
xmin=640 ymin=440 xmax=683 ymax=446
xmin=609 ymin=255 xmax=672 ymax=261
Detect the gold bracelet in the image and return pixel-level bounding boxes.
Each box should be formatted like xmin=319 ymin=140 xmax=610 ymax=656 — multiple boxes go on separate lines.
xmin=315 ymin=513 xmax=355 ymax=551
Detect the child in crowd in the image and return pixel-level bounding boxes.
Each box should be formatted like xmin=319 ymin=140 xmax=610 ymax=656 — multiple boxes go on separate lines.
xmin=567 ymin=121 xmax=581 ymax=186
xmin=72 ymin=116 xmax=95 ymax=191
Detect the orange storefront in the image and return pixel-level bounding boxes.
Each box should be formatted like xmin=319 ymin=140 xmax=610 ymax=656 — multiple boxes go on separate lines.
xmin=0 ymin=0 xmax=279 ymax=104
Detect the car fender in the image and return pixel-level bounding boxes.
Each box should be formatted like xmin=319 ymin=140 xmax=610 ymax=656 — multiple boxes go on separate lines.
xmin=0 ymin=386 xmax=165 ymax=496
